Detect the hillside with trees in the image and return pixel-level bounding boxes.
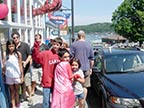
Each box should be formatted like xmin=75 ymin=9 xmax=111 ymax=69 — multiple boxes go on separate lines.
xmin=73 ymin=0 xmax=144 ymax=46
xmin=73 ymin=22 xmax=114 ymax=33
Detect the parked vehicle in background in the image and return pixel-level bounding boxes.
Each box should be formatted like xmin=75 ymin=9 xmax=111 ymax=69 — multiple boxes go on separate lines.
xmin=92 ymin=45 xmax=103 ymax=51
xmin=91 ymin=47 xmax=144 ymax=108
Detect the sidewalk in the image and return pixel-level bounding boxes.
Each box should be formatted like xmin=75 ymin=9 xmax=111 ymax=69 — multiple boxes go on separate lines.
xmin=20 ymin=86 xmax=89 ymax=108
xmin=20 ymin=86 xmax=43 ymax=108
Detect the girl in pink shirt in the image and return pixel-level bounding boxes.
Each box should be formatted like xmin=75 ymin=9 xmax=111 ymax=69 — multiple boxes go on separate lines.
xmin=51 ymin=48 xmax=75 ymax=108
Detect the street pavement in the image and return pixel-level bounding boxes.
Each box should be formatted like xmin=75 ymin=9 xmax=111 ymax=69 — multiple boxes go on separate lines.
xmin=20 ymin=86 xmax=43 ymax=108
xmin=20 ymin=86 xmax=98 ymax=108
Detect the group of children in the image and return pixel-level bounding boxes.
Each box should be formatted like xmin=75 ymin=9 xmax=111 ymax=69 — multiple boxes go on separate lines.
xmin=33 ymin=37 xmax=85 ymax=108
xmin=51 ymin=48 xmax=85 ymax=108
xmin=3 ymin=35 xmax=86 ymax=108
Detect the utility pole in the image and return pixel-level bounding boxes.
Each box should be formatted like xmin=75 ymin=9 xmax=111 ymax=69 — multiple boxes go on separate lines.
xmin=61 ymin=0 xmax=74 ymax=45
xmin=71 ymin=0 xmax=75 ymax=42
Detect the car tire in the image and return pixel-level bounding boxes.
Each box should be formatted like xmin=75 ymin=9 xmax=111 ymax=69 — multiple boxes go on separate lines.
xmin=99 ymin=94 xmax=106 ymax=108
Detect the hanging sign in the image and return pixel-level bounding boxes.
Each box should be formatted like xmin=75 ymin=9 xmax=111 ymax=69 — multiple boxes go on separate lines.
xmin=51 ymin=30 xmax=59 ymax=36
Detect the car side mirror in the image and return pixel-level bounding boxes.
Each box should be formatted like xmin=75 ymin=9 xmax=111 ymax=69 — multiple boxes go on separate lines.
xmin=92 ymin=67 xmax=101 ymax=73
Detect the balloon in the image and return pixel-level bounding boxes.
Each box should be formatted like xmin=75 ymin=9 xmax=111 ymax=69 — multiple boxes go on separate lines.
xmin=0 ymin=4 xmax=9 ymax=19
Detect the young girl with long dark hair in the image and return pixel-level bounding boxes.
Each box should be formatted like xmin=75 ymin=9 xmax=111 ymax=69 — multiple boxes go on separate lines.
xmin=3 ymin=40 xmax=23 ymax=108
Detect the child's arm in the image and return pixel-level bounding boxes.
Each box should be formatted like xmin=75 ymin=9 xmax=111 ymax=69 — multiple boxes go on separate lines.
xmin=32 ymin=41 xmax=44 ymax=65
xmin=67 ymin=63 xmax=74 ymax=81
xmin=18 ymin=51 xmax=24 ymax=83
xmin=74 ymin=74 xmax=85 ymax=84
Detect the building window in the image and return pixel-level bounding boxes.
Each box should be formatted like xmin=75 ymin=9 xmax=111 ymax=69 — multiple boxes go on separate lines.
xmin=0 ymin=28 xmax=9 ymax=51
xmin=21 ymin=29 xmax=25 ymax=41
xmin=27 ymin=1 xmax=30 ymax=24
xmin=11 ymin=0 xmax=18 ymax=22
xmin=20 ymin=0 xmax=25 ymax=24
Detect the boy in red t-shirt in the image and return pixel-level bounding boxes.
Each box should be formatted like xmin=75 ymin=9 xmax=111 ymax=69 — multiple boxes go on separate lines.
xmin=32 ymin=37 xmax=63 ymax=108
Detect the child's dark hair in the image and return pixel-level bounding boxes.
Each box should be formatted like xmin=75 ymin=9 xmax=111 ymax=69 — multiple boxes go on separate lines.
xmin=70 ymin=57 xmax=81 ymax=68
xmin=53 ymin=37 xmax=63 ymax=46
xmin=6 ymin=40 xmax=18 ymax=60
xmin=35 ymin=33 xmax=42 ymax=39
xmin=58 ymin=48 xmax=69 ymax=58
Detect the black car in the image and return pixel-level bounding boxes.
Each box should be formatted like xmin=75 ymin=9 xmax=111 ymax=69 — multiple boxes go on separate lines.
xmin=91 ymin=47 xmax=144 ymax=108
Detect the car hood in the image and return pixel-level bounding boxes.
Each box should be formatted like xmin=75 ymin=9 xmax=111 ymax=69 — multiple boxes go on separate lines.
xmin=103 ymin=72 xmax=144 ymax=98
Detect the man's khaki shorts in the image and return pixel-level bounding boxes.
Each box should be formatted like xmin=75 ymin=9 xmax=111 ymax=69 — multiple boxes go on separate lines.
xmin=83 ymin=70 xmax=91 ymax=88
xmin=31 ymin=68 xmax=42 ymax=82
xmin=24 ymin=72 xmax=31 ymax=86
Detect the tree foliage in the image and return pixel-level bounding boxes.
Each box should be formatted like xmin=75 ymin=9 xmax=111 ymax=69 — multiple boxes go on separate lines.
xmin=112 ymin=0 xmax=144 ymax=42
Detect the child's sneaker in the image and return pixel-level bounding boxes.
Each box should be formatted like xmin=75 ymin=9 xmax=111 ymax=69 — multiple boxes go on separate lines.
xmin=28 ymin=98 xmax=33 ymax=106
xmin=16 ymin=103 xmax=23 ymax=108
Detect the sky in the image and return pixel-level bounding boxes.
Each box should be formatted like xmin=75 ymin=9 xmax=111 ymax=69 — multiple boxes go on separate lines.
xmin=62 ymin=0 xmax=124 ymax=26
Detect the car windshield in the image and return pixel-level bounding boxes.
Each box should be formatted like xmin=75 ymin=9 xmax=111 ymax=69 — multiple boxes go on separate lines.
xmin=105 ymin=52 xmax=144 ymax=73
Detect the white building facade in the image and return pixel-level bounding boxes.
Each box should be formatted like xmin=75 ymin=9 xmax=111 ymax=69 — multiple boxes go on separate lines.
xmin=0 ymin=0 xmax=57 ymax=49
